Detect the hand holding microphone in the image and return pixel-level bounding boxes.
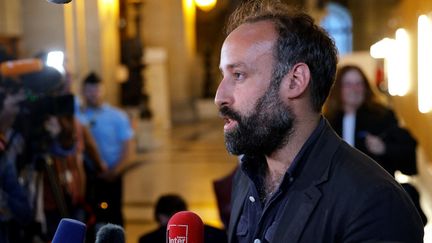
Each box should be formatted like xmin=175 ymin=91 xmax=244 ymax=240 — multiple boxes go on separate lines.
xmin=167 ymin=211 xmax=204 ymax=243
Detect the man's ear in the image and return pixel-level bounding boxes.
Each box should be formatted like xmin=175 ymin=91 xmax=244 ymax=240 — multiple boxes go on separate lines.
xmin=281 ymin=63 xmax=311 ymax=98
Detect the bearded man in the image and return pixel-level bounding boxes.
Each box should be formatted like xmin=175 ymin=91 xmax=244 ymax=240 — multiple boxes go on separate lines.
xmin=214 ymin=1 xmax=424 ymax=243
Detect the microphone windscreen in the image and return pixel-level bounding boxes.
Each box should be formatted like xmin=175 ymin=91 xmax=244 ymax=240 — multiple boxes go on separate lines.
xmin=95 ymin=223 xmax=125 ymax=243
xmin=47 ymin=0 xmax=72 ymax=4
xmin=52 ymin=218 xmax=86 ymax=243
xmin=167 ymin=211 xmax=204 ymax=243
xmin=20 ymin=65 xmax=64 ymax=95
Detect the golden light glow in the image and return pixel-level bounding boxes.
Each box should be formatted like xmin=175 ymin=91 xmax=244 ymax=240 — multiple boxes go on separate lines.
xmin=418 ymin=15 xmax=432 ymax=113
xmin=98 ymin=0 xmax=121 ymax=105
xmin=185 ymin=0 xmax=195 ymax=13
xmin=99 ymin=0 xmax=117 ymax=19
xmin=195 ymin=0 xmax=217 ymax=12
xmin=100 ymin=202 xmax=109 ymax=209
xmin=102 ymin=0 xmax=114 ymax=6
xmin=183 ymin=0 xmax=196 ymax=55
xmin=387 ymin=28 xmax=410 ymax=96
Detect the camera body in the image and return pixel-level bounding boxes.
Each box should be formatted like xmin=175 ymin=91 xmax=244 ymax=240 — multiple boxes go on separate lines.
xmin=0 ymin=58 xmax=75 ymax=155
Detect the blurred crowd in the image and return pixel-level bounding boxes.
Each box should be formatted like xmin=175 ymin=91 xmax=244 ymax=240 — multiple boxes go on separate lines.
xmin=0 ymin=47 xmax=134 ymax=243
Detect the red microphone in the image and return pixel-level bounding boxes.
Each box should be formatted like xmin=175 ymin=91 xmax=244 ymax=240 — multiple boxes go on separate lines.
xmin=167 ymin=211 xmax=204 ymax=243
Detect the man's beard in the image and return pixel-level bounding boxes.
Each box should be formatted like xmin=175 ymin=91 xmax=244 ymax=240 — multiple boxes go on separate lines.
xmin=219 ymin=81 xmax=295 ymax=156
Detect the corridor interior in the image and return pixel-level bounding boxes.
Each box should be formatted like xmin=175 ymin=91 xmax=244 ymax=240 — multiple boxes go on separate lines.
xmin=123 ymin=118 xmax=237 ymax=243
xmin=122 ymin=118 xmax=432 ymax=243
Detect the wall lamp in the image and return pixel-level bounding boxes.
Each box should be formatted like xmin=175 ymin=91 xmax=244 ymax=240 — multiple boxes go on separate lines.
xmin=195 ymin=0 xmax=217 ymax=12
xmin=418 ymin=14 xmax=432 ymax=113
xmin=370 ymin=28 xmax=411 ymax=97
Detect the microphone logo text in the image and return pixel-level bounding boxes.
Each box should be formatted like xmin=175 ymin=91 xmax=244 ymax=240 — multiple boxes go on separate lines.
xmin=169 ymin=237 xmax=186 ymax=243
xmin=167 ymin=224 xmax=188 ymax=243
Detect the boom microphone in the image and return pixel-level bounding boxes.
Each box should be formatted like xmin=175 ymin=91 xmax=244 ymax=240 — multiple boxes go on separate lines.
xmin=95 ymin=223 xmax=125 ymax=243
xmin=167 ymin=211 xmax=204 ymax=243
xmin=0 ymin=58 xmax=43 ymax=77
xmin=52 ymin=218 xmax=87 ymax=243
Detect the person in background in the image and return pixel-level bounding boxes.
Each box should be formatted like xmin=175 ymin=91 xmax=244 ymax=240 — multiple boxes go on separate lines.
xmin=0 ymin=88 xmax=33 ymax=243
xmin=138 ymin=194 xmax=227 ymax=243
xmin=214 ymin=1 xmax=424 ymax=242
xmin=325 ymin=64 xmax=427 ymax=225
xmin=79 ymin=72 xmax=134 ymax=228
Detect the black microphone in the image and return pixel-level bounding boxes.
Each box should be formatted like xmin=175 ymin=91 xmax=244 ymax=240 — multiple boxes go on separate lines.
xmin=95 ymin=223 xmax=125 ymax=243
xmin=47 ymin=0 xmax=73 ymax=4
xmin=52 ymin=218 xmax=87 ymax=243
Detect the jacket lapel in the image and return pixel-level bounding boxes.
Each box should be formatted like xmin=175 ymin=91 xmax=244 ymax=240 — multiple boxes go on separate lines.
xmin=273 ymin=120 xmax=341 ymax=242
xmin=273 ymin=186 xmax=322 ymax=242
xmin=228 ymin=169 xmax=250 ymax=243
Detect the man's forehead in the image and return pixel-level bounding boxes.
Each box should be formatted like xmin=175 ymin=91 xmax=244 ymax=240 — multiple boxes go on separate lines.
xmin=222 ymin=21 xmax=276 ymax=56
xmin=227 ymin=20 xmax=277 ymax=43
xmin=220 ymin=39 xmax=275 ymax=71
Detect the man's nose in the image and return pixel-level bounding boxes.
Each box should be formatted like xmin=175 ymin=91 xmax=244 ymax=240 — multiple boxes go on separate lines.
xmin=214 ymin=78 xmax=233 ymax=108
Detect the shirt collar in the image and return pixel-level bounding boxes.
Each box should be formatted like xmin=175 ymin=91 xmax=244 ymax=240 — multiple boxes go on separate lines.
xmin=240 ymin=116 xmax=326 ymax=182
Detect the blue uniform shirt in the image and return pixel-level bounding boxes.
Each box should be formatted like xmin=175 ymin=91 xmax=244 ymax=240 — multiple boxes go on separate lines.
xmin=79 ymin=104 xmax=134 ymax=168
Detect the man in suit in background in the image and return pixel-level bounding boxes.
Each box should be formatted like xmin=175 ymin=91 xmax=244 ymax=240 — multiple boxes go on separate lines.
xmin=138 ymin=194 xmax=227 ymax=243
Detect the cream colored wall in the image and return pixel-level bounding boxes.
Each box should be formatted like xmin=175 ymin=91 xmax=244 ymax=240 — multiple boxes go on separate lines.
xmin=390 ymin=0 xmax=432 ymax=165
xmin=0 ymin=0 xmax=22 ymax=36
xmin=20 ymin=0 xmax=65 ymax=57
xmin=141 ymin=0 xmax=198 ymax=123
xmin=97 ymin=0 xmax=121 ymax=106
xmin=15 ymin=0 xmax=199 ymax=124
xmin=19 ymin=0 xmax=119 ymax=106
xmin=64 ymin=0 xmax=119 ymax=106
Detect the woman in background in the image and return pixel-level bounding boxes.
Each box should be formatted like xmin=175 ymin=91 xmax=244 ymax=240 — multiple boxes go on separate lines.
xmin=325 ymin=65 xmax=426 ymax=225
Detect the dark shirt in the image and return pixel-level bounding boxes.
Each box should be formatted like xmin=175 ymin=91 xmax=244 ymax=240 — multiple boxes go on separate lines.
xmin=0 ymin=157 xmax=32 ymax=243
xmin=235 ymin=118 xmax=325 ymax=243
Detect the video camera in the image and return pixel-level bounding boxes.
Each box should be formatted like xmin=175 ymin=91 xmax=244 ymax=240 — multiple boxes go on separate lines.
xmin=0 ymin=55 xmax=75 ymax=156
xmin=0 ymin=57 xmax=74 ymax=118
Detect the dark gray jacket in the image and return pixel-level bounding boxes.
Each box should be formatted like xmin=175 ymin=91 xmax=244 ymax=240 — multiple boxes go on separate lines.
xmin=228 ymin=121 xmax=424 ymax=243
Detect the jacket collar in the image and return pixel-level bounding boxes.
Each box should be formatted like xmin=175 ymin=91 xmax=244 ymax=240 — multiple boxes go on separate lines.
xmin=228 ymin=119 xmax=342 ymax=242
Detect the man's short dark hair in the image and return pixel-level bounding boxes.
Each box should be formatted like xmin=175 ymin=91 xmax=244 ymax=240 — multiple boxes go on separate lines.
xmin=83 ymin=72 xmax=101 ymax=85
xmin=154 ymin=194 xmax=187 ymax=222
xmin=226 ymin=0 xmax=338 ymax=112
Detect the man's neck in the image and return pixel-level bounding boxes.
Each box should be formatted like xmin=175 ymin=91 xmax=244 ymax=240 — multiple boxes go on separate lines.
xmin=264 ymin=114 xmax=320 ymax=194
xmin=343 ymin=104 xmax=359 ymax=114
xmin=86 ymin=103 xmax=103 ymax=109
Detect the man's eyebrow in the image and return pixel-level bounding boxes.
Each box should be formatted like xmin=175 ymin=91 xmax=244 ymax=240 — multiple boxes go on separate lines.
xmin=220 ymin=62 xmax=247 ymax=70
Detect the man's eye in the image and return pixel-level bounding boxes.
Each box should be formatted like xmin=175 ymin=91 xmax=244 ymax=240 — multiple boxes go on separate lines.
xmin=233 ymin=72 xmax=244 ymax=80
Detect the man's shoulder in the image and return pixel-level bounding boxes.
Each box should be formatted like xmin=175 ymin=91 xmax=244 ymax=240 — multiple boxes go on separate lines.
xmin=101 ymin=104 xmax=130 ymax=119
xmin=204 ymin=225 xmax=228 ymax=243
xmin=330 ymin=141 xmax=397 ymax=185
xmin=138 ymin=227 xmax=165 ymax=243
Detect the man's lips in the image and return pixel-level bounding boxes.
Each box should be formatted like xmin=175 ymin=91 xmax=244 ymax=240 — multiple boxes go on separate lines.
xmin=223 ymin=117 xmax=238 ymax=132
